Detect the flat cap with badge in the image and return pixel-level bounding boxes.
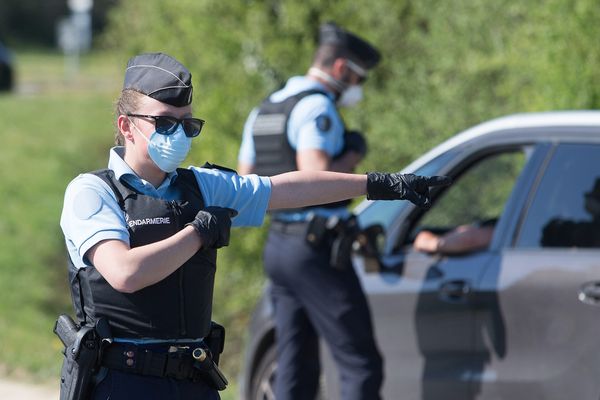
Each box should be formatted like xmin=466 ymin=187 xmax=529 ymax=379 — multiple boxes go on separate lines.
xmin=123 ymin=52 xmax=193 ymax=107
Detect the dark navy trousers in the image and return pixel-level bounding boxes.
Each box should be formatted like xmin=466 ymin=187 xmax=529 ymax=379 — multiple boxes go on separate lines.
xmin=91 ymin=369 xmax=220 ymax=400
xmin=264 ymin=226 xmax=383 ymax=400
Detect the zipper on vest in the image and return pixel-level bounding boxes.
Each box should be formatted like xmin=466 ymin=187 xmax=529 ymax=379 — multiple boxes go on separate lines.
xmin=168 ymin=200 xmax=187 ymax=336
xmin=178 ymin=269 xmax=186 ymax=336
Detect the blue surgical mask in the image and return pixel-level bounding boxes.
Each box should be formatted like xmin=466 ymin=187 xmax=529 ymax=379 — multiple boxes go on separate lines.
xmin=130 ymin=119 xmax=192 ymax=173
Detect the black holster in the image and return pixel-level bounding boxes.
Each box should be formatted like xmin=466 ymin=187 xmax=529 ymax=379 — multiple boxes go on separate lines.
xmin=305 ymin=214 xmax=359 ymax=270
xmin=205 ymin=321 xmax=225 ymax=365
xmin=328 ymin=215 xmax=360 ymax=270
xmin=54 ymin=315 xmax=112 ymax=400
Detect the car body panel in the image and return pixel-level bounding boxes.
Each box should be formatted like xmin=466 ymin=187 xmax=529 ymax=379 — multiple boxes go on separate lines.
xmin=476 ymin=249 xmax=600 ymax=399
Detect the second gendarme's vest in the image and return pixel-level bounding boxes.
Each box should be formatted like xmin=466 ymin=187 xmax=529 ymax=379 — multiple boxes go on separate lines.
xmin=252 ymin=88 xmax=350 ymax=210
xmin=68 ymin=168 xmax=216 ymax=339
xmin=251 ymin=89 xmax=332 ymax=176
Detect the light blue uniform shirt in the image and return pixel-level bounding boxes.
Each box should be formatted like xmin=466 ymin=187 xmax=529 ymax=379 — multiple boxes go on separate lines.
xmin=60 ymin=147 xmax=271 ymax=270
xmin=238 ymin=76 xmax=349 ymax=222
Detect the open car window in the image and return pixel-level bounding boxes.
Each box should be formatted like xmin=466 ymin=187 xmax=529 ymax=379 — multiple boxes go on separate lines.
xmin=402 ymin=149 xmax=528 ymax=254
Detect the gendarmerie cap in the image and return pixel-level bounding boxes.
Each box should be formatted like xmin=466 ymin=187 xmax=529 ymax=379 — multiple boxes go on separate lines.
xmin=319 ymin=22 xmax=381 ymax=69
xmin=123 ymin=52 xmax=193 ymax=107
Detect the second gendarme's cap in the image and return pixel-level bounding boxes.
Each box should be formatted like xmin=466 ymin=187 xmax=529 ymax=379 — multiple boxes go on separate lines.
xmin=123 ymin=52 xmax=193 ymax=107
xmin=319 ymin=22 xmax=381 ymax=69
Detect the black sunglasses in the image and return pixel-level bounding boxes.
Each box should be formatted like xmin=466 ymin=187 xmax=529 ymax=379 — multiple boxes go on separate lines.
xmin=345 ymin=59 xmax=368 ymax=84
xmin=126 ymin=114 xmax=205 ymax=138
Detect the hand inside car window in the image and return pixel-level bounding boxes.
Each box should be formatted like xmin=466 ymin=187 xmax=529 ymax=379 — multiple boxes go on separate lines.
xmin=407 ymin=150 xmax=527 ymax=255
xmin=413 ymin=221 xmax=495 ymax=255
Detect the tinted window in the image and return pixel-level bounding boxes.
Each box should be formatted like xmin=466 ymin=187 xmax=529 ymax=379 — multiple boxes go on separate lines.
xmin=517 ymin=144 xmax=600 ymax=248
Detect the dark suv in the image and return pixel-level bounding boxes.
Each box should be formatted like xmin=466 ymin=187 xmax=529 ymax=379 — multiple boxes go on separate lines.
xmin=241 ymin=111 xmax=600 ymax=400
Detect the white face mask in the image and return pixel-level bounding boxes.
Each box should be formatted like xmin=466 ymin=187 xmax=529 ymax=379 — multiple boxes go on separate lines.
xmin=130 ymin=119 xmax=192 ymax=173
xmin=337 ymin=85 xmax=363 ymax=108
xmin=308 ymin=67 xmax=364 ymax=107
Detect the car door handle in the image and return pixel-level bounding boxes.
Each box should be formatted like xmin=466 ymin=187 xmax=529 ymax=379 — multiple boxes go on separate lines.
xmin=579 ymin=281 xmax=600 ymax=305
xmin=439 ymin=280 xmax=471 ymax=303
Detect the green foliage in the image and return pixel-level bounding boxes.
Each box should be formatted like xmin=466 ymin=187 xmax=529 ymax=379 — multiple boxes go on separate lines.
xmin=101 ymin=0 xmax=600 ymax=174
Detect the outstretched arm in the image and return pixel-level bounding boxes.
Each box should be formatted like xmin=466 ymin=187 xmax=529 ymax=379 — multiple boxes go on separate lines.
xmin=268 ymin=170 xmax=451 ymax=210
xmin=269 ymin=171 xmax=365 ymax=210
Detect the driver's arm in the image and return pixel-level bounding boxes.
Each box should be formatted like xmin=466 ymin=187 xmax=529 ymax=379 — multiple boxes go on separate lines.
xmin=413 ymin=224 xmax=495 ymax=254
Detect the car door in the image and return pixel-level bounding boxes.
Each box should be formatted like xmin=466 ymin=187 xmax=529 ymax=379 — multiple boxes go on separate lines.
xmin=352 ymin=144 xmax=537 ymax=400
xmin=476 ymin=143 xmax=600 ymax=399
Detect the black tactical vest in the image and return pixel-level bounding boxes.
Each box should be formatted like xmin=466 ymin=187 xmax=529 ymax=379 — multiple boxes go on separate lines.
xmin=68 ymin=168 xmax=217 ymax=339
xmin=252 ymin=89 xmax=331 ymax=176
xmin=252 ymin=88 xmax=350 ymax=210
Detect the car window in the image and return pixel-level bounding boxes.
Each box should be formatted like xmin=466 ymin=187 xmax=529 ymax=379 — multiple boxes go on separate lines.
xmin=516 ymin=143 xmax=600 ymax=248
xmin=404 ymin=150 xmax=527 ymax=249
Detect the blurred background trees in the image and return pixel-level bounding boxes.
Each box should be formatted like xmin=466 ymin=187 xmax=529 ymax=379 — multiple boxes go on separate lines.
xmin=100 ymin=0 xmax=600 ymax=168
xmin=3 ymin=0 xmax=600 ymax=166
xmin=1 ymin=0 xmax=600 ymax=395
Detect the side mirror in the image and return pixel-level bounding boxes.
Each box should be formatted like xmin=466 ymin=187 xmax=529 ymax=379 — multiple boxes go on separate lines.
xmin=353 ymin=224 xmax=385 ymax=272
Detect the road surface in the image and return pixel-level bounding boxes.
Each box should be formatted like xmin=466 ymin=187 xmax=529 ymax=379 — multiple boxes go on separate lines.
xmin=0 ymin=377 xmax=59 ymax=399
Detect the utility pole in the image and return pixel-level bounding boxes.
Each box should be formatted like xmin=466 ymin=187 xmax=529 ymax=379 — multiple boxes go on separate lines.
xmin=57 ymin=0 xmax=94 ymax=79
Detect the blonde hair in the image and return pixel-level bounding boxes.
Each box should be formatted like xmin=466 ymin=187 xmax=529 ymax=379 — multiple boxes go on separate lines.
xmin=114 ymin=89 xmax=145 ymax=145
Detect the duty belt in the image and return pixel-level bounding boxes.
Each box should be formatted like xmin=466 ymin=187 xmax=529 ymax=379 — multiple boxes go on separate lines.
xmin=270 ymin=220 xmax=310 ymax=236
xmin=101 ymin=342 xmax=227 ymax=390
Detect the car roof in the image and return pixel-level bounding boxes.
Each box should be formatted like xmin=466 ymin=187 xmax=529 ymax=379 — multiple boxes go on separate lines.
xmin=403 ymin=110 xmax=600 ymax=173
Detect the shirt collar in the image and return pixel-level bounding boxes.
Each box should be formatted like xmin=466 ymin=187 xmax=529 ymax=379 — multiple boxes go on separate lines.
xmin=108 ymin=147 xmax=178 ymax=191
xmin=286 ymin=75 xmax=336 ymax=99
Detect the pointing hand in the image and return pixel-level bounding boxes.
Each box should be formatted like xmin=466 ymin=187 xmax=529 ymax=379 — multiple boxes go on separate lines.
xmin=366 ymin=172 xmax=452 ymax=209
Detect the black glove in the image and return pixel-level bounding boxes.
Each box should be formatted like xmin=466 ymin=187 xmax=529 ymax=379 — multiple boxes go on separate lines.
xmin=186 ymin=207 xmax=238 ymax=249
xmin=342 ymin=130 xmax=368 ymax=158
xmin=366 ymin=172 xmax=452 ymax=209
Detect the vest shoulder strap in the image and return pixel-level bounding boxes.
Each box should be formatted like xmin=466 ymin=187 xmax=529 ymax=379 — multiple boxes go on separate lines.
xmin=89 ymin=168 xmax=130 ymax=211
xmin=259 ymin=88 xmax=330 ymax=110
xmin=174 ymin=167 xmax=206 ymax=208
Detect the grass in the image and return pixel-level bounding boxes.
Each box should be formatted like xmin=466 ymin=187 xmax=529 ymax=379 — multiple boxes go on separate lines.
xmin=0 ymin=50 xmax=120 ymax=381
xmin=0 ymin=48 xmax=266 ymax=399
